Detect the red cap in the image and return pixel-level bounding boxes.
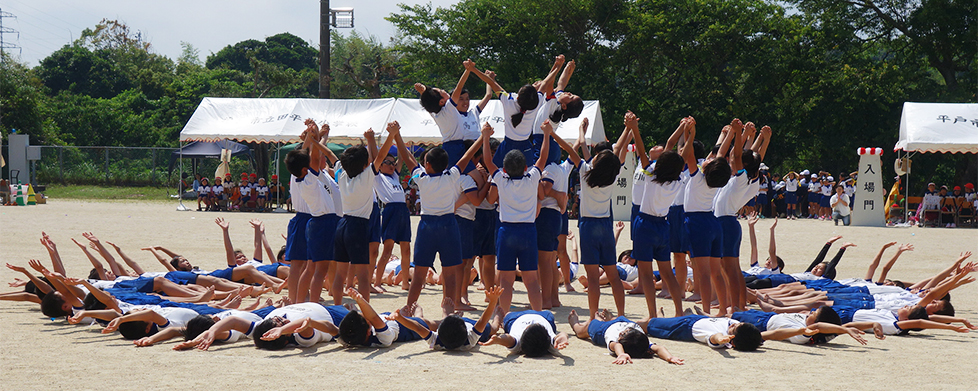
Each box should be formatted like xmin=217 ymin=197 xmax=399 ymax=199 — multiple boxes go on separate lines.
xmin=249 ymin=173 xmax=257 ymax=178
xmin=271 ymin=174 xmax=278 ymax=180
xmin=224 ymin=173 xmax=232 ymax=178
xmin=967 ymin=183 xmax=975 ymax=189
xmin=954 ymin=186 xmax=962 ymax=191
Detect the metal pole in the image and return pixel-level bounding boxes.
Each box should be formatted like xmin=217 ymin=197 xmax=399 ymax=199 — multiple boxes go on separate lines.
xmin=58 ymin=147 xmax=63 ymax=184
xmin=151 ymin=149 xmax=157 ymax=185
xmin=319 ymin=0 xmax=330 ymax=99
xmin=104 ymin=147 xmax=109 ymax=183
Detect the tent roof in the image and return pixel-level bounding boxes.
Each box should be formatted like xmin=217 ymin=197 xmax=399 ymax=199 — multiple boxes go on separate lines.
xmin=894 ymin=102 xmax=978 ymax=154
xmin=167 ymin=140 xmax=255 ymax=173
xmin=179 ymin=97 xmax=608 ymax=145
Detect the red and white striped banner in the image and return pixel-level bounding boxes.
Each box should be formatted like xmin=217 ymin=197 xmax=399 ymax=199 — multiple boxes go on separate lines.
xmin=857 ymin=147 xmax=883 ymax=155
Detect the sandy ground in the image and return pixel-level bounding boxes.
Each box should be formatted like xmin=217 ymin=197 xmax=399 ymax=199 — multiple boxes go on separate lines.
xmin=1 ymin=199 xmax=977 ymax=390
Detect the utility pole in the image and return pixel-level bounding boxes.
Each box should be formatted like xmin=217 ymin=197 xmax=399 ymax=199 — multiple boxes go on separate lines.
xmin=318 ymin=2 xmax=353 ymax=99
xmin=0 ymin=8 xmax=19 ymax=59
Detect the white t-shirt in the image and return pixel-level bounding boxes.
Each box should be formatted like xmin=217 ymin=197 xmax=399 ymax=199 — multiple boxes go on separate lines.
xmin=508 ymin=313 xmax=556 ymax=352
xmin=199 ymin=186 xmax=210 ymax=196
xmin=830 ymin=194 xmax=851 ymax=216
xmin=766 ymin=313 xmax=818 ymax=345
xmin=852 ymin=309 xmax=901 ymax=335
xmin=499 ymin=92 xmax=544 ymax=141
xmin=713 ymin=172 xmax=752 ymax=217
xmin=492 ymin=167 xmax=543 ymax=223
xmin=671 ymin=168 xmax=692 ymax=207
xmin=531 ymin=96 xmax=559 ymax=135
xmin=155 ymin=307 xmax=199 ymax=329
xmin=255 ymin=185 xmax=269 ymax=196
xmin=639 ymin=171 xmax=684 ymax=217
xmin=683 ymin=167 xmax=720 ymax=213
xmin=211 ymin=185 xmax=223 ymax=196
xmin=338 ymin=162 xmax=378 ymax=218
xmin=601 ymin=321 xmax=643 ymax=352
xmin=790 ymin=272 xmax=821 ymax=281
xmin=542 ymin=160 xmax=574 ymax=211
xmin=216 ymin=310 xmax=264 ymax=343
xmin=618 ymin=263 xmax=638 ymax=282
xmin=632 ymin=163 xmax=651 ymax=206
xmin=456 ymin=174 xmax=479 ymax=221
xmin=291 ymin=175 xmax=309 ymax=214
xmin=785 ymin=178 xmax=799 ymax=192
xmin=744 ymin=265 xmax=778 ymax=276
xmin=457 ymin=106 xmax=483 ymax=141
xmin=427 ymin=321 xmax=483 ymax=351
xmin=366 ymin=319 xmax=400 ymax=348
xmin=691 ymin=317 xmax=739 ymax=348
xmin=808 ymin=181 xmax=820 ymax=194
xmin=375 ymin=172 xmax=406 ymax=204
xmin=412 ymin=166 xmax=463 ymax=216
xmin=430 ymin=99 xmax=463 ymax=142
xmin=265 ymin=303 xmax=341 ymax=347
xmin=296 ymin=169 xmax=337 ymax=217
xmin=240 ymin=185 xmax=252 ymax=197
xmin=821 ymin=184 xmax=833 ymax=196
xmin=579 ymin=160 xmax=620 ymax=218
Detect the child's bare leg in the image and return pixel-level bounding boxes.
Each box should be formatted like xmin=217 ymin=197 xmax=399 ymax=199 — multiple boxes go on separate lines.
xmin=567 ymin=309 xmax=591 ymax=339
xmin=480 ymin=255 xmax=497 ymax=291
xmin=289 ymin=260 xmax=307 ymax=303
xmin=557 ymin=235 xmax=574 ymax=292
xmin=672 ymin=252 xmax=688 ymax=293
xmin=368 ymin=242 xmax=383 ymax=293
xmin=398 ymin=242 xmax=412 ymax=290
xmin=522 ymin=270 xmax=543 ymax=311
xmin=602 ymin=264 xmax=626 ymax=317
xmin=325 ymin=261 xmax=345 ymax=305
xmin=497 ymin=270 xmax=517 ymax=315
xmin=376 ymin=241 xmax=395 ymax=286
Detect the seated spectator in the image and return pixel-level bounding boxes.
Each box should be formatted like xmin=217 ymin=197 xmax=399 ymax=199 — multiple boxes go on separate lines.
xmin=939 ymin=185 xmax=956 ymax=227
xmin=919 ymin=182 xmax=941 ymax=226
xmin=210 ymin=177 xmax=225 ymax=211
xmin=268 ymin=175 xmax=284 ymax=208
xmin=197 ymin=178 xmax=211 ymax=211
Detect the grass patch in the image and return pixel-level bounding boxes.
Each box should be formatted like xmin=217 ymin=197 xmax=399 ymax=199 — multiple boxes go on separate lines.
xmin=42 ymin=185 xmax=174 ymax=201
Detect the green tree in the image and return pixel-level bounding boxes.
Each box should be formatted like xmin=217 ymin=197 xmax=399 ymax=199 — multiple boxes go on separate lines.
xmin=330 ymin=31 xmax=402 ymax=98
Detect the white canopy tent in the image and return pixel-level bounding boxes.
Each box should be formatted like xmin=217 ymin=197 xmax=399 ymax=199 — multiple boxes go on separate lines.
xmin=180 ymin=97 xmax=607 ymax=145
xmin=893 ymin=102 xmax=978 ymax=219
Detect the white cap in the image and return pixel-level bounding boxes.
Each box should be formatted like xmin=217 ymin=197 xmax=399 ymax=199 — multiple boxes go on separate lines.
xmin=811 ymin=174 xmax=818 ymax=179
xmin=827 ymin=176 xmax=834 ymax=181
xmin=800 ymin=170 xmax=810 ymax=176
xmin=759 ymin=163 xmax=769 ymax=171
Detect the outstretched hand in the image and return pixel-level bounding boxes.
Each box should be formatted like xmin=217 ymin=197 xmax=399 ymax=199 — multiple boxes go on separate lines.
xmin=103 ymin=318 xmax=122 ymax=334
xmin=612 ymin=353 xmax=633 ymax=365
xmin=215 ymin=217 xmax=229 ymax=230
xmin=897 ymin=243 xmax=914 ymax=252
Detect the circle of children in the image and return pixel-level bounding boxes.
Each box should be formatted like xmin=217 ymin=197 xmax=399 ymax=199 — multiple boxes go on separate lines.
xmin=7 ymin=56 xmax=977 ymax=365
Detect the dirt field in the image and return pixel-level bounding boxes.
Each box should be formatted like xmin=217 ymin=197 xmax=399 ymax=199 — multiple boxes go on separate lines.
xmin=1 ymin=200 xmax=976 ymax=390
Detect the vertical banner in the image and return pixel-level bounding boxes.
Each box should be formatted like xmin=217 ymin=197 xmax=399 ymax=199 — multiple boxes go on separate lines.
xmin=851 ymin=147 xmax=885 ymax=227
xmin=610 ymin=145 xmax=635 ymax=221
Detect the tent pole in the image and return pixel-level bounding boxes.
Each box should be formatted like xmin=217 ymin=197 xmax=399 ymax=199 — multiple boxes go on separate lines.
xmin=176 ymin=141 xmax=189 ymax=211
xmin=274 ymin=143 xmax=285 ymax=212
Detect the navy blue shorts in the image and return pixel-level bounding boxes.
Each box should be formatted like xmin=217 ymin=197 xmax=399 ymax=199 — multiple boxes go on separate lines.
xmin=497 ymin=222 xmax=538 ymax=271
xmin=474 ymin=208 xmax=498 ymax=257
xmin=241 ymin=195 xmax=251 ymax=203
xmin=113 ymin=277 xmax=155 ymax=293
xmin=684 ymin=212 xmax=722 ymax=259
xmin=381 ymin=203 xmax=412 ymax=243
xmin=285 ymin=212 xmax=311 ymax=261
xmin=503 ymin=310 xmax=556 ymax=334
xmin=587 ymin=316 xmax=633 ymax=347
xmin=164 ymin=271 xmax=198 ymax=285
xmin=456 ymin=216 xmax=476 ymax=260
xmin=442 ymin=140 xmax=476 ymax=174
xmin=819 ymin=195 xmax=831 ymax=208
xmin=731 ymin=310 xmax=774 ymax=331
xmin=746 ymin=196 xmax=756 ymax=207
xmin=756 ymin=193 xmax=767 ymax=207
xmin=415 ymin=214 xmax=462 ymax=268
xmin=463 ymin=317 xmax=492 ymax=343
xmin=334 ymin=215 xmax=371 ymax=265
xmin=827 ymin=291 xmax=873 ymax=302
xmin=531 ymin=133 xmax=561 ymax=165
xmin=395 ymin=316 xmax=430 ymax=343
xmin=578 ymin=216 xmax=616 ymax=266
xmin=307 ymin=213 xmax=340 ymax=262
xmin=631 ymin=213 xmax=670 ymax=263
xmin=802 ymin=279 xmax=847 ymax=290
xmin=630 ymin=203 xmax=640 ymax=241
xmin=492 ymin=136 xmax=535 ymax=169
xmin=785 ymin=192 xmax=797 ymax=205
xmin=208 ymin=267 xmax=237 ymax=281
xmin=368 ymin=202 xmax=382 ymax=243
xmin=560 ymin=211 xmax=570 ymax=236
xmin=645 ymin=315 xmax=707 ymax=342
xmin=810 ymin=193 xmax=821 ymax=205
xmin=324 ymin=304 xmax=351 ymax=325
xmin=252 ymin=305 xmax=276 ymax=319
xmin=668 ymin=205 xmax=688 ymax=254
xmin=256 ymin=262 xmax=285 ymax=278
xmin=717 ymin=215 xmax=742 ymax=258
xmin=159 ymin=301 xmax=224 ymax=315
xmin=616 ymin=265 xmax=629 ymax=280
xmin=830 ymin=306 xmax=857 ymax=324
xmin=765 ymin=274 xmax=797 ymax=287
xmin=535 ymin=208 xmax=562 ymax=252
xmin=831 ymin=298 xmax=874 ymax=309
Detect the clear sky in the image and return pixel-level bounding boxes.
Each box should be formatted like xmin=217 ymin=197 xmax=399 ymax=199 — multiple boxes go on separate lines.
xmin=0 ymin=0 xmax=462 ymax=66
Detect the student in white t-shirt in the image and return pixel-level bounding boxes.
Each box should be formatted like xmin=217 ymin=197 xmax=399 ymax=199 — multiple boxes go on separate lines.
xmin=680 ymin=116 xmax=733 ymax=316
xmin=480 ymin=309 xmax=570 ymax=357
xmin=338 ymin=288 xmax=426 ymax=348
xmin=101 ymin=306 xmax=200 ymax=340
xmin=782 ymin=172 xmax=800 ymax=219
xmin=643 ymin=311 xmax=763 ymax=351
xmin=176 ymin=302 xmax=349 ymax=351
xmin=333 ymin=126 xmax=397 ymax=304
xmin=196 ymin=177 xmax=210 ymax=211
xmin=372 ymin=144 xmax=413 ymax=291
xmin=414 ymin=61 xmax=491 ymax=172
xmin=388 ymin=286 xmax=503 ymax=351
xmin=552 ymin=112 xmax=631 ymax=320
xmin=482 ymin=120 xmax=552 ymax=312
xmin=731 ymin=306 xmax=871 ymax=346
xmin=568 ymin=309 xmax=684 ymax=365
xmin=465 ymin=60 xmax=544 ymax=169
xmin=394 ymin=122 xmax=483 ymax=313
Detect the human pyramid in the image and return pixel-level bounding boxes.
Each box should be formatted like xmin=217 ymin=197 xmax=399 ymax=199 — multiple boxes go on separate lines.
xmin=5 ymin=55 xmax=976 ymax=365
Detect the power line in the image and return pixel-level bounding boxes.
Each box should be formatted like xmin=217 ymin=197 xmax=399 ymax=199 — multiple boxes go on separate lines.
xmin=0 ymin=8 xmax=22 ymax=58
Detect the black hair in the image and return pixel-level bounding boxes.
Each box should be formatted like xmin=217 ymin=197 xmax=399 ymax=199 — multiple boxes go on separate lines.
xmin=339 ymin=145 xmax=370 ymax=179
xmin=40 ymin=293 xmax=70 ymax=318
xmin=465 ymin=139 xmax=481 ymax=159
xmin=651 ymin=150 xmax=683 ymax=184
xmin=511 ymin=85 xmax=539 ymax=127
xmin=810 ymin=306 xmax=842 ymax=344
xmin=252 ymin=319 xmax=290 ymax=350
xmin=119 ymin=321 xmax=155 ymax=340
xmin=436 ymin=314 xmax=468 ymax=350
xmin=908 ymin=306 xmax=929 ymax=321
xmin=285 ymin=149 xmax=311 ymax=178
xmin=617 ymin=250 xmax=632 ymax=264
xmin=890 ymin=280 xmax=906 ymax=289
xmin=519 ymin=323 xmax=552 ymax=357
xmin=776 ymin=257 xmax=785 ymax=272
xmin=940 ymin=292 xmax=950 ymax=302
xmin=338 ymin=311 xmax=370 ymax=347
xmin=730 ymin=323 xmax=762 ymax=352
xmin=618 ymin=328 xmax=654 ymax=358
xmin=933 ymin=300 xmax=954 ymax=317
xmin=452 ymin=87 xmax=470 ymax=97
xmin=742 ymin=150 xmax=761 ymax=178
xmin=277 ymin=246 xmax=286 ymax=262
xmin=24 ymin=280 xmax=45 ymax=299
xmin=82 ymin=293 xmax=108 ymax=311
xmin=583 ymin=150 xmax=620 ymax=189
xmin=185 ymin=315 xmax=216 ymax=341
xmin=692 ymin=140 xmax=706 ymax=160
xmin=550 ymin=96 xmax=584 ymax=123
xmin=703 ymin=157 xmax=732 ymax=188
xmin=503 ymin=150 xmax=527 ymax=178
xmin=424 ymin=146 xmax=450 ymax=173
xmin=592 ymin=141 xmax=612 ymax=155
xmin=88 ymin=268 xmax=101 ymax=280
xmin=419 ymin=86 xmax=444 ymax=114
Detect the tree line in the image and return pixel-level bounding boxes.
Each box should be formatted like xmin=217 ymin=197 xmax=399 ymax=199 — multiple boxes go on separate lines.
xmin=1 ymin=0 xmax=974 ymax=186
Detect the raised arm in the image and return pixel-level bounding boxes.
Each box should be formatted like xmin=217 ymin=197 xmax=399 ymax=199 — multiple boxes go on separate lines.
xmin=216 ymin=218 xmax=236 ymax=267
xmin=917 ymin=251 xmax=970 ymax=291
xmin=747 ymin=214 xmax=759 ymax=266
xmin=755 ymin=126 xmax=772 ymax=161
xmin=347 ymin=287 xmax=386 ymax=329
xmin=626 ymin=112 xmax=649 ymax=168
xmin=83 ymin=232 xmax=128 ymax=277
xmin=39 ymin=233 xmax=67 ymax=276
xmin=72 ymin=238 xmax=107 ymax=280
xmin=552 ymin=132 xmax=581 ymax=167
xmin=476 ymin=286 xmax=503 ymax=334
xmin=387 ymin=311 xmax=431 ymax=340
xmin=864 ymin=242 xmax=897 ymax=281
xmin=103 ymin=309 xmax=168 ymax=334
xmin=5 ymin=263 xmax=52 ymax=295
xmin=393 ymin=130 xmax=418 ymax=171
xmin=373 ymin=122 xmax=399 ymax=170
xmin=665 ymin=119 xmax=684 ymax=151
xmin=107 ymin=241 xmax=145 ymax=276
xmin=463 ymin=61 xmax=505 ymax=94
xmin=480 ymin=123 xmax=499 ymax=173
xmin=451 ymin=63 xmax=473 ymax=103
xmin=477 ymin=70 xmax=496 ymax=112
xmin=538 ymin=55 xmax=565 ymax=95
xmin=729 ymin=120 xmax=744 ymax=172
xmin=364 ymin=128 xmax=378 ymax=163
xmin=535 ymin=120 xmax=553 ymax=172
xmin=250 ymin=219 xmax=265 ymax=262
xmin=576 ymin=117 xmax=592 ymax=162
xmin=144 ymin=247 xmax=177 ymax=272
xmin=612 ymin=115 xmax=633 ymax=164
xmin=556 ymin=59 xmax=576 ymax=92
xmin=768 ymin=218 xmax=778 ymax=267
xmin=876 ymin=243 xmax=913 ymax=284
xmin=30 ymin=261 xmax=84 ymax=307
xmin=679 ymin=118 xmax=697 ymax=175
xmin=65 ymin=278 xmax=122 ymax=313
xmin=455 ymin=134 xmax=484 ymax=171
